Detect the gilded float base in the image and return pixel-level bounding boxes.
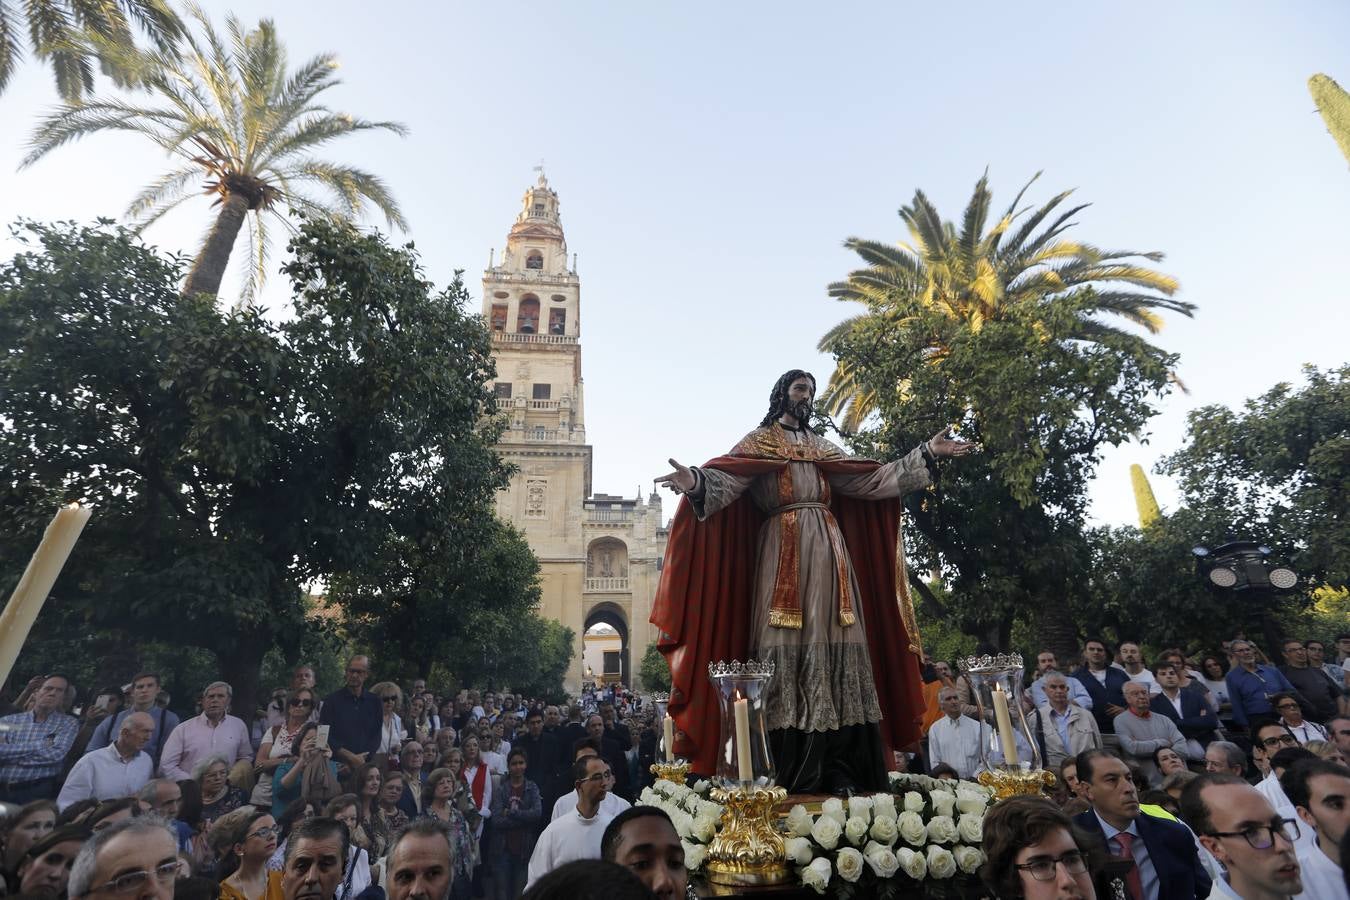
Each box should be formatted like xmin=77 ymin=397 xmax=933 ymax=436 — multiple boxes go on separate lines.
xmin=978 ymin=766 xmax=1057 ymax=800
xmin=705 ymin=785 xmax=791 ymax=887
xmin=650 ymin=760 xmax=691 ymax=784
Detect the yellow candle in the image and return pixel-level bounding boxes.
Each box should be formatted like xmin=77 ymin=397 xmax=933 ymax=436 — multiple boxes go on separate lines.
xmin=734 ymin=697 xmax=754 ymax=783
xmin=0 ymin=504 xmax=92 ymax=688
xmin=991 ymin=682 xmax=1020 ymax=768
xmin=663 ymin=714 xmax=676 ymax=762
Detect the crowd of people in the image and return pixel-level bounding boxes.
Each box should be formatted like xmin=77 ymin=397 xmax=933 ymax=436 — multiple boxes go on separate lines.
xmin=1 ymin=634 xmax=1347 ymax=900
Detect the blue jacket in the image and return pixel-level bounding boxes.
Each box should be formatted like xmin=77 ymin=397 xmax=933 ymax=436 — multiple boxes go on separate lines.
xmin=1071 ymin=666 xmax=1131 ymax=734
xmin=1149 ymin=691 xmax=1220 ymax=746
xmin=1073 ymin=808 xmax=1211 ymax=900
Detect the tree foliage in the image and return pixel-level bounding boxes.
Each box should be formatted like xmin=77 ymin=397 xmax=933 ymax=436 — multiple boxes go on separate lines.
xmin=825 ymin=174 xmax=1188 ymax=657
xmin=0 ymin=217 xmax=566 ymax=707
xmin=638 ymin=641 xmax=671 ymax=693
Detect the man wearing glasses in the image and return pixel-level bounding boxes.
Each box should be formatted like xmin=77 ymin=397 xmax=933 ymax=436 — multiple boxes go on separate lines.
xmin=1224 ymin=641 xmax=1304 ymax=730
xmin=526 ymin=756 xmax=616 ymax=889
xmin=67 ymin=817 xmax=178 ymax=900
xmin=319 ymin=655 xmax=381 ymax=773
xmin=1180 ymin=773 xmax=1304 ymax=900
xmin=0 ymin=674 xmax=79 ymax=802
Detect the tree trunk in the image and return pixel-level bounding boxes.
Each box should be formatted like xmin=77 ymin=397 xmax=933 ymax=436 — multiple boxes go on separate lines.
xmin=219 ymin=639 xmax=267 ymax=722
xmin=184 ymin=193 xmax=249 ymax=298
xmin=1031 ymin=594 xmax=1081 ymax=667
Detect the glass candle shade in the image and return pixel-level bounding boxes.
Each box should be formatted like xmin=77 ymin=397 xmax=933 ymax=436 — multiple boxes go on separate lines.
xmin=707 ymin=660 xmax=777 ymax=788
xmin=959 ymin=653 xmax=1042 ymax=773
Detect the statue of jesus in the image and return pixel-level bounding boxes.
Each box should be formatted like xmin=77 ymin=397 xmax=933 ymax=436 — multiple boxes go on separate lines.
xmin=652 ymin=369 xmax=972 ymax=793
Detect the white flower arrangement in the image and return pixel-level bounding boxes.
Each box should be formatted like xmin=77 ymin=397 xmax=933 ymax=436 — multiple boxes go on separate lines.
xmin=636 ymin=780 xmax=724 ymax=871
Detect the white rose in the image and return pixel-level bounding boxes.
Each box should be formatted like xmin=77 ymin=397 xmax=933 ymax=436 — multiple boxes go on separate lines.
xmin=692 ymin=779 xmax=710 ymax=793
xmin=835 ymin=847 xmax=865 ymax=883
xmin=682 ymin=792 xmax=703 ymax=813
xmin=930 ymin=790 xmax=956 ymax=818
xmin=927 ymin=814 xmax=958 ymax=844
xmin=801 ymin=857 xmax=832 ymax=894
xmin=865 ymin=845 xmax=900 ymax=878
xmin=810 ymin=814 xmax=843 ymax=850
xmin=869 ymin=814 xmax=899 ymax=845
xmin=697 ymin=799 xmax=722 ymax=820
xmin=821 ymin=796 xmax=847 ymax=825
xmin=956 ymin=812 xmax=983 ymax=844
xmin=897 ymin=847 xmax=927 ymax=880
xmin=639 ymin=788 xmax=656 ymax=805
xmin=903 ymin=791 xmax=926 ymax=813
xmin=785 ymin=836 xmax=815 ymax=866
xmin=673 ymin=811 xmax=693 ymax=839
xmin=786 ymin=804 xmax=814 ymax=837
xmin=953 ymin=844 xmax=984 ymax=874
xmin=872 ymin=793 xmax=897 ymax=821
xmin=926 ymin=845 xmax=957 ymax=879
xmin=683 ymin=842 xmax=706 ymax=871
xmin=693 ymin=811 xmax=718 ymax=843
xmin=845 ymin=815 xmax=870 ymax=846
xmin=955 ymin=789 xmax=989 ymax=816
xmin=898 ymin=810 xmax=927 ymax=846
xmin=847 ymin=795 xmax=873 ymax=823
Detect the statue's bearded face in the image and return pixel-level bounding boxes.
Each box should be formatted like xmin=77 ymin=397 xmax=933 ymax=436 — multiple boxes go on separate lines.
xmin=782 ymin=376 xmax=815 ymax=422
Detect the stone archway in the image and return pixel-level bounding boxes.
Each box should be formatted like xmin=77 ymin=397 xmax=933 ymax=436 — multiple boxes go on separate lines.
xmin=583 ymin=601 xmax=630 ymax=688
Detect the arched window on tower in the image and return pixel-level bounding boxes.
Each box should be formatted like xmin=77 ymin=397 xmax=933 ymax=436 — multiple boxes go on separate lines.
xmin=490 ymin=304 xmax=507 ymax=331
xmin=517 ymin=296 xmax=540 ymax=333
xmin=526 ymin=251 xmax=543 ymax=270
xmin=549 ymin=308 xmax=566 ymax=335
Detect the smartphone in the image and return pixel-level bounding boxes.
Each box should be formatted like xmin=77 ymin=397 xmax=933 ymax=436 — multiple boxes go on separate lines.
xmin=95 ymin=694 xmax=115 ymax=711
xmin=315 ymin=724 xmax=330 ymax=751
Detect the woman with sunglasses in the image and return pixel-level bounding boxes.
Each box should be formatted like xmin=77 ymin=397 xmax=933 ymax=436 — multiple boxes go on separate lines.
xmin=372 ymin=682 xmax=407 ymax=762
xmin=252 ymin=689 xmax=316 ymax=808
xmin=219 ymin=810 xmax=283 ymax=900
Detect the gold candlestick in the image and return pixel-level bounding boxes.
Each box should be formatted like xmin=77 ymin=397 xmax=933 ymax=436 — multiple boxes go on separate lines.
xmin=650 ymin=760 xmax=691 ymax=784
xmin=703 ymin=785 xmax=790 ymax=886
xmin=978 ymin=766 xmax=1057 ymax=800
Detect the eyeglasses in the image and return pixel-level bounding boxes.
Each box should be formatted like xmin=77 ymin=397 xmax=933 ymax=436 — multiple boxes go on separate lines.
xmin=579 ymin=770 xmax=613 ymax=784
xmin=92 ymin=861 xmax=180 ymax=894
xmin=346 ymin=668 xmax=369 ymax=675
xmin=1206 ymin=818 xmax=1301 ymax=849
xmin=289 ymin=698 xmax=313 ymax=707
xmin=382 ymin=696 xmax=398 ymax=704
xmin=1275 ymin=703 xmax=1299 ymax=710
xmin=248 ymin=825 xmax=280 ymax=840
xmin=1259 ymin=733 xmax=1298 ymax=749
xmin=1015 ymin=851 xmax=1089 ymax=881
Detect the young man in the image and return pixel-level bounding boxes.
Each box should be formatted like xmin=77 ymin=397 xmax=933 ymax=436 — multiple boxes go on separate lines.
xmin=526 ymin=756 xmax=616 ymax=889
xmin=1181 ymin=774 xmax=1303 ymax=900
xmin=1073 ymin=639 xmax=1131 ymax=735
xmin=1281 ymin=759 xmax=1350 ymax=899
xmin=1150 ymin=662 xmax=1220 ymax=757
xmin=552 ymin=740 xmax=631 ymax=821
xmin=1119 ymin=642 xmax=1161 ymax=696
xmin=601 ymin=807 xmax=687 ymax=900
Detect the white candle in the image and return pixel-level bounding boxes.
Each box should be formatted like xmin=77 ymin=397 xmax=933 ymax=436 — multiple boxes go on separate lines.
xmin=734 ymin=697 xmax=754 ymax=783
xmin=663 ymin=715 xmax=675 ymax=762
xmin=991 ymin=682 xmax=1020 ymax=767
xmin=0 ymin=504 xmax=92 ymax=688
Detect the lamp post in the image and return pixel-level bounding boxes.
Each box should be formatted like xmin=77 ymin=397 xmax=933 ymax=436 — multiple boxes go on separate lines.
xmin=1192 ymin=538 xmax=1299 ymax=655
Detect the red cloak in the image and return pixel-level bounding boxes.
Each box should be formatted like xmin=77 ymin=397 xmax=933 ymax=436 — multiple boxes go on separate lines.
xmin=650 ymin=455 xmax=926 ymax=778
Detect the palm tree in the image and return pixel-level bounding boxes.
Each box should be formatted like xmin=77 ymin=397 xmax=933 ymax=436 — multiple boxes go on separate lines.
xmin=0 ymin=0 xmax=181 ymax=100
xmin=817 ymin=172 xmax=1194 ymax=432
xmin=22 ymin=5 xmax=408 ymax=303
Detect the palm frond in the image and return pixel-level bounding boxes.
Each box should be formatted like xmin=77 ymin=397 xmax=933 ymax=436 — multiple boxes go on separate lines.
xmin=816 ymin=313 xmax=868 ymax=352
xmin=22 ymin=98 xmax=184 ymax=165
xmin=259 ymin=113 xmax=407 ymax=167
xmin=999 ymin=191 xmax=1080 ymax=258
xmin=957 ymin=171 xmax=992 ymax=271
xmin=125 ymin=164 xmax=202 ymax=223
xmin=281 ymin=159 xmax=408 ymax=230
xmin=0 ymin=0 xmax=23 ymax=92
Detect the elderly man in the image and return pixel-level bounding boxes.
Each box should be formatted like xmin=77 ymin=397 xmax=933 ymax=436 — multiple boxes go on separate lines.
xmin=925 ymin=686 xmax=981 ymax=778
xmin=67 ymin=816 xmax=177 ymax=900
xmin=1225 ymin=640 xmax=1304 ymax=729
xmin=58 ymin=712 xmax=155 ymax=809
xmin=1032 ymin=672 xmax=1102 ymax=769
xmin=1277 ymin=639 xmax=1341 ymax=725
xmin=85 ymin=673 xmax=180 ymax=765
xmin=386 ymin=819 xmax=456 ymax=900
xmin=1203 ymin=740 xmax=1248 ymax=778
xmin=1028 ymin=650 xmax=1094 ymax=710
xmin=0 ymin=673 xmax=80 ymax=802
xmin=1113 ymin=681 xmax=1190 ymax=787
xmin=157 ymin=682 xmax=252 ymax=780
xmin=1181 ymin=773 xmax=1303 ymax=900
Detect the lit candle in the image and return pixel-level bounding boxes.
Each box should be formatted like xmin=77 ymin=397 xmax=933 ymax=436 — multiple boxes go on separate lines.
xmin=0 ymin=504 xmax=92 ymax=687
xmin=734 ymin=697 xmax=754 ymax=783
xmin=991 ymin=682 xmax=1020 ymax=767
xmin=663 ymin=714 xmax=675 ymax=762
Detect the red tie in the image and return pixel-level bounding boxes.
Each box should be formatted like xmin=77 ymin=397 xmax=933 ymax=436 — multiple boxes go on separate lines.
xmin=1114 ymin=832 xmax=1144 ymax=900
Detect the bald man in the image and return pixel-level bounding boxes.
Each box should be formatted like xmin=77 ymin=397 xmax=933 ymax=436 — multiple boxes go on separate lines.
xmin=58 ymin=711 xmax=155 ymax=809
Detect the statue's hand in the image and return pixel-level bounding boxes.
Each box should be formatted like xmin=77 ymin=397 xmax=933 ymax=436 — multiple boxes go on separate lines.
xmin=655 ymin=458 xmax=697 ymax=493
xmin=928 ymin=428 xmax=976 ymax=459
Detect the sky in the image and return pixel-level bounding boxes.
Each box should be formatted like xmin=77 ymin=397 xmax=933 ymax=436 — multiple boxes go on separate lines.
xmin=2 ymin=1 xmax=1348 ymax=528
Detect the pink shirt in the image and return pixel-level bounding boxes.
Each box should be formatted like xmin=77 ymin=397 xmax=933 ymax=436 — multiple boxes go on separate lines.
xmin=158 ymin=713 xmax=253 ymax=780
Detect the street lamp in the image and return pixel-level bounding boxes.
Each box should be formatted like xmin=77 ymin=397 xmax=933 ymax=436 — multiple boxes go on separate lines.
xmin=1192 ymin=538 xmax=1300 ymax=652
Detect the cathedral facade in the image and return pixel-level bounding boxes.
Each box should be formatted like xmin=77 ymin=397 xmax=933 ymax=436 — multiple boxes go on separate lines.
xmin=481 ymin=174 xmax=667 ymax=692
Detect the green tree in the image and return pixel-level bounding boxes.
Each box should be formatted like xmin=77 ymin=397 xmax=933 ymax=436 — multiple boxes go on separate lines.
xmin=0 ymin=217 xmax=512 ymax=708
xmin=824 ymin=174 xmax=1189 ymax=659
xmin=22 ymin=6 xmax=406 ymax=302
xmin=0 ymin=0 xmax=181 ymax=100
xmin=638 ymin=641 xmax=671 ymax=693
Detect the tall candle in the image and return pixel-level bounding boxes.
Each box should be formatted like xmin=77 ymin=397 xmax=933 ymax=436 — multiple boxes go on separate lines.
xmin=0 ymin=504 xmax=92 ymax=688
xmin=734 ymin=697 xmax=754 ymax=783
xmin=663 ymin=715 xmax=675 ymax=762
xmin=991 ymin=682 xmax=1020 ymax=767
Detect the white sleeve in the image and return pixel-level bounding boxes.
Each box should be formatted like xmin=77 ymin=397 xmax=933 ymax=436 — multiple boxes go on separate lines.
xmin=526 ymin=829 xmax=554 ymax=889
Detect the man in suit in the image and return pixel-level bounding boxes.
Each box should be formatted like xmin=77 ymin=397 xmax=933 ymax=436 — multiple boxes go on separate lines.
xmin=1150 ymin=662 xmax=1221 ymax=758
xmin=1073 ymin=748 xmax=1212 ymax=900
xmin=1073 ymin=638 xmax=1131 ymax=736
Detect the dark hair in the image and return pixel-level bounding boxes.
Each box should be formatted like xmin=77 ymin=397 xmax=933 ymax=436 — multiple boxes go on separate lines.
xmin=1152 ymin=745 xmax=1183 ymax=769
xmin=758 ymin=369 xmax=816 ymax=429
xmin=1281 ymin=758 xmax=1350 ymax=811
xmin=507 ymin=748 xmax=528 ymax=766
xmin=1179 ymin=773 xmax=1248 ymax=834
xmin=216 ymin=808 xmax=273 ymax=881
xmin=322 ymin=794 xmax=358 ymax=818
xmin=572 ymin=756 xmax=603 ymax=784
xmin=21 ymin=825 xmax=93 ymax=863
xmin=1200 ymin=654 xmax=1228 ymax=676
xmin=130 ymin=671 xmax=161 ymax=686
xmin=386 ymin=818 xmax=454 ymax=873
xmin=173 ymin=876 xmax=220 ymax=900
xmin=177 ymin=779 xmax=203 ymax=828
xmin=276 ymin=798 xmax=311 ymax=841
xmin=55 ymin=798 xmax=100 ymax=828
xmin=1269 ymin=747 xmax=1316 ymax=773
xmin=1249 ymin=717 xmax=1288 ymax=744
xmin=1269 ymin=692 xmax=1301 ymax=716
xmin=572 ymin=737 xmax=601 ymax=759
xmin=600 ymin=806 xmax=675 ymax=862
xmin=1084 ymin=637 xmax=1112 ymax=655
xmin=85 ymin=798 xmax=142 ymax=830
xmin=520 ymin=859 xmax=655 ymax=900
xmin=1139 ymin=789 xmax=1175 ymax=809
xmin=3 ymin=799 xmax=59 ymax=837
xmin=979 ymin=796 xmax=1101 ymax=899
xmin=284 ymin=817 xmax=350 ymax=868
xmin=525 ymin=708 xmax=543 ymax=723
xmin=929 ymin=763 xmax=959 ymax=779
xmin=1075 ymin=748 xmax=1122 ymax=784
xmin=290 ymin=721 xmax=319 ymax=756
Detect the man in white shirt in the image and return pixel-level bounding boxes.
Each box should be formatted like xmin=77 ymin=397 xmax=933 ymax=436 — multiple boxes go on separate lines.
xmin=1249 ymin=723 xmax=1319 ymax=856
xmin=1119 ymin=642 xmax=1162 ymax=696
xmin=527 ymin=756 xmax=616 ymax=888
xmin=158 ymin=682 xmax=253 ymax=780
xmin=1283 ymin=759 xmax=1350 ymax=900
xmin=551 ymin=740 xmax=630 ymax=821
xmin=58 ymin=712 xmax=155 ymax=809
xmin=926 ymin=687 xmax=981 ymax=779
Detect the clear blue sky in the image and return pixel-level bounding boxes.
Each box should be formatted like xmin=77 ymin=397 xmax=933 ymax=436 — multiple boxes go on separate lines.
xmin=2 ymin=1 xmax=1347 ymax=527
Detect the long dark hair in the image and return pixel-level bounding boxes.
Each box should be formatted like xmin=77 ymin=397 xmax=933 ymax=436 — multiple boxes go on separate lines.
xmin=758 ymin=369 xmax=817 ymax=428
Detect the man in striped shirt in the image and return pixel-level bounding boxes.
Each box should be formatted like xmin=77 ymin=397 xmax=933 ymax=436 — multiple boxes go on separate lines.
xmin=0 ymin=674 xmax=80 ymax=802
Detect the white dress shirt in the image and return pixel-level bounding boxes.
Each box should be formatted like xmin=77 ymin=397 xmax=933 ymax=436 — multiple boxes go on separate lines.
xmin=927 ymin=714 xmax=982 ymax=779
xmin=57 ymin=744 xmax=154 ymax=809
xmin=1295 ymin=844 xmax=1348 ymax=900
xmin=1093 ymin=811 xmax=1159 ymax=900
xmin=1254 ymin=771 xmax=1318 ymax=855
xmin=551 ymin=789 xmax=630 ymax=821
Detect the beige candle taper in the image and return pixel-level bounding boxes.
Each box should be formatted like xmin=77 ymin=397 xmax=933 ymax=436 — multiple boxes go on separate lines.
xmin=0 ymin=504 xmax=92 ymax=688
xmin=991 ymin=682 xmax=1020 ymax=767
xmin=663 ymin=714 xmax=675 ymax=762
